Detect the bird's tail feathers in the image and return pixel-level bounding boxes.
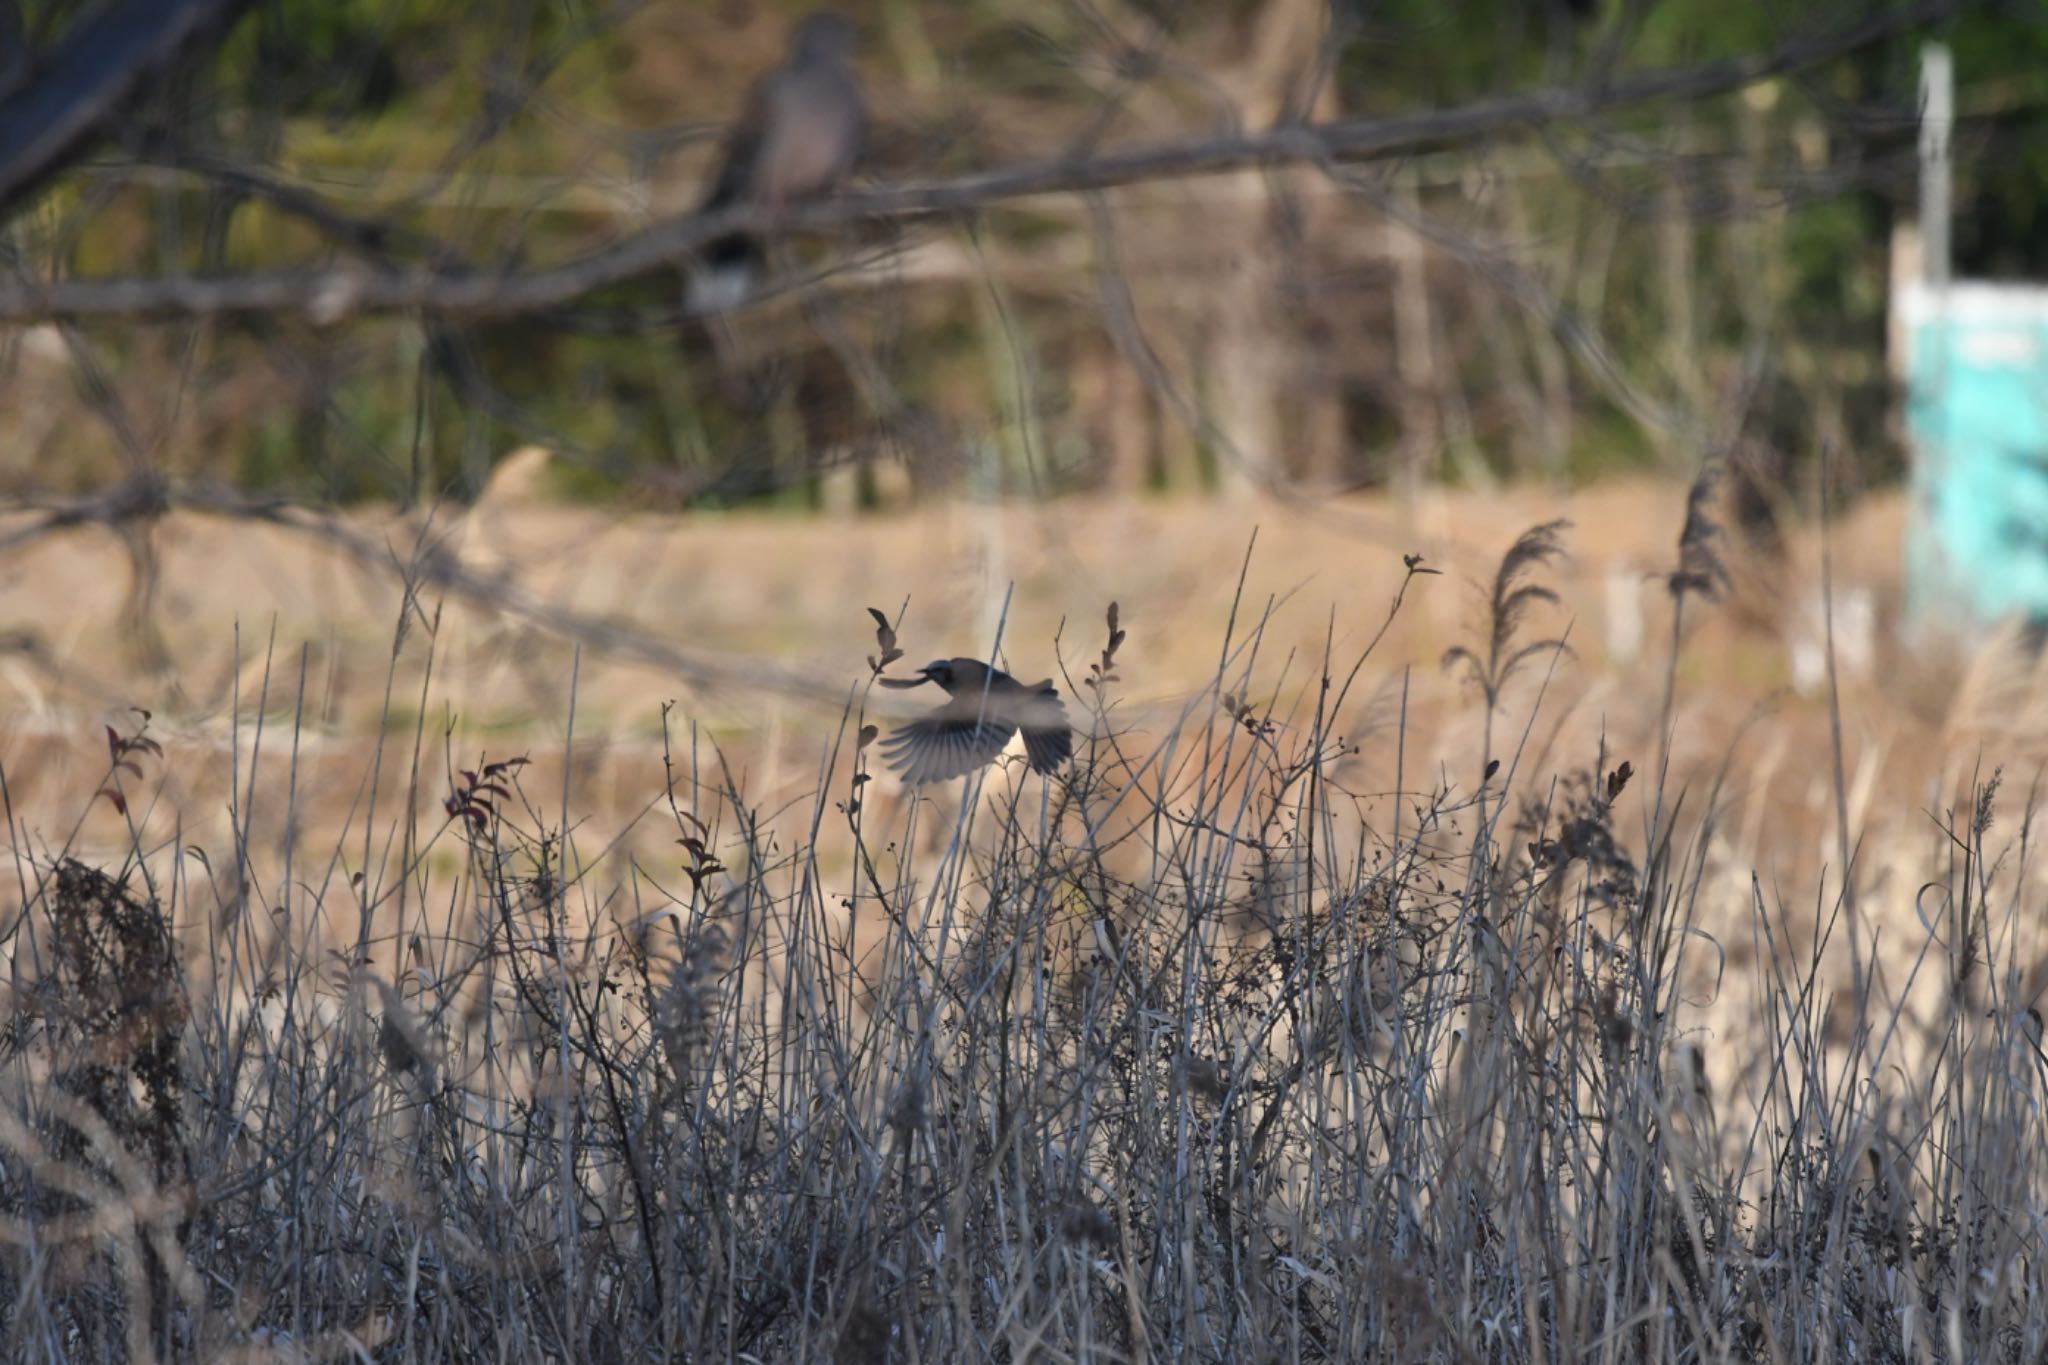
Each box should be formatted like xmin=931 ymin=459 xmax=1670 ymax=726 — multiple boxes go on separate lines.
xmin=686 ymin=235 xmax=760 ymax=315
xmin=1022 ymin=725 xmax=1073 ymax=776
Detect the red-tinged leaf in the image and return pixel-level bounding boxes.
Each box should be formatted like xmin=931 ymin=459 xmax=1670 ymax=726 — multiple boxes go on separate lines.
xmin=473 ymin=783 xmax=511 ymax=800
xmin=116 ymin=761 xmax=143 ymax=779
xmin=460 ymin=770 xmax=479 ymax=788
xmin=443 ymin=793 xmax=462 ymax=817
xmin=97 ymin=786 xmax=126 ymax=815
xmin=857 ymin=724 xmax=878 ymax=750
xmin=131 ymin=736 xmax=163 ymax=757
xmin=679 ymin=836 xmax=706 ymax=855
xmin=105 ymin=725 xmax=121 ymax=763
xmin=466 ymin=809 xmax=488 ymax=829
xmin=351 ymin=872 xmax=365 ymax=888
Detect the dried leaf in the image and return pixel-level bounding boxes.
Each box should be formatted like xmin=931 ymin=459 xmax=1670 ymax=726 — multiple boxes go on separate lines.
xmin=1606 ymin=761 xmax=1634 ymax=803
xmin=857 ymin=724 xmax=878 ymax=750
xmin=866 ymin=606 xmax=897 ymax=654
xmin=97 ymin=786 xmax=126 ymax=815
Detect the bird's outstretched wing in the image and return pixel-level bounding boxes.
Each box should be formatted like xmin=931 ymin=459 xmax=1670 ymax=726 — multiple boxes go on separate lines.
xmin=881 ymin=681 xmax=1072 ymax=784
xmin=1015 ymin=682 xmax=1073 ymax=775
xmin=879 ymin=707 xmax=1017 ymax=784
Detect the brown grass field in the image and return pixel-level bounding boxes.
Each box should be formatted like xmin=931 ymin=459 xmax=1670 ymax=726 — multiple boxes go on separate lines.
xmin=6 ymin=476 xmax=2048 ymax=1361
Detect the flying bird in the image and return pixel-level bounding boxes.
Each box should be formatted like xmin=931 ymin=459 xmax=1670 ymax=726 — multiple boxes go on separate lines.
xmin=877 ymin=658 xmax=1073 ymax=785
xmin=688 ymin=11 xmax=866 ymax=314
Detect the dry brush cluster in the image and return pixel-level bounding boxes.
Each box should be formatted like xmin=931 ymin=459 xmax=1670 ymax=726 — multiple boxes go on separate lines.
xmin=0 ymin=487 xmax=2044 ymax=1362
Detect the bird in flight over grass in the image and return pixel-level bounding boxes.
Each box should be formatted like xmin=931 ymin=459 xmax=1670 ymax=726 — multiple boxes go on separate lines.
xmin=877 ymin=658 xmax=1073 ymax=784
xmin=688 ymin=11 xmax=866 ymax=314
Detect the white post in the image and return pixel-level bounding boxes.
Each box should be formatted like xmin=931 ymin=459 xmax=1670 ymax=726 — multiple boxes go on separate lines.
xmin=1920 ymin=44 xmax=1953 ymax=290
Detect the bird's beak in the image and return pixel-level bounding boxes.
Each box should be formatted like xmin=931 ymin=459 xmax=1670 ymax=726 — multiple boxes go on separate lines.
xmin=876 ymin=667 xmax=932 ymax=690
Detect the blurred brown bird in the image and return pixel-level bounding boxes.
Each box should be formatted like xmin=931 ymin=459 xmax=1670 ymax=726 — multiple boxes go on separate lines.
xmin=688 ymin=11 xmax=866 ymax=314
xmin=877 ymin=658 xmax=1073 ymax=784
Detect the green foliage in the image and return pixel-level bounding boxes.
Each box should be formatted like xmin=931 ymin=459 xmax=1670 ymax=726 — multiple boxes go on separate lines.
xmin=17 ymin=0 xmax=2048 ymax=501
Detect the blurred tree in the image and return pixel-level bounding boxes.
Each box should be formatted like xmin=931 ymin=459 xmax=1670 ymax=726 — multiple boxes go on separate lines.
xmin=0 ymin=0 xmax=2026 ymax=516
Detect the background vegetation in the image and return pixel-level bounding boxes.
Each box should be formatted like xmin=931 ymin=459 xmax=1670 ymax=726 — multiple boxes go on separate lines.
xmin=5 ymin=0 xmax=2046 ymax=508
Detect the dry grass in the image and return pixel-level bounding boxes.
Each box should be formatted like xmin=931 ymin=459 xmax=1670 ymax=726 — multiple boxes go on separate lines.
xmin=2 ymin=478 xmax=2047 ymax=1360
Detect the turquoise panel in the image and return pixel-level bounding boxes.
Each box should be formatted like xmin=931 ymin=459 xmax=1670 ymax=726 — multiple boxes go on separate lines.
xmin=1906 ymin=290 xmax=2048 ymax=627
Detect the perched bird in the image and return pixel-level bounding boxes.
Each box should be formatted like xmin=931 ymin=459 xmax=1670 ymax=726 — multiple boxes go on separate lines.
xmin=877 ymin=658 xmax=1073 ymax=784
xmin=688 ymin=12 xmax=866 ymax=314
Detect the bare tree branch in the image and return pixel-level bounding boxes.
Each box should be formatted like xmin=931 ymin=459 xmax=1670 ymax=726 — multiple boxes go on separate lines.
xmin=0 ymin=0 xmax=257 ymax=216
xmin=0 ymin=0 xmax=1978 ymax=323
xmin=0 ymin=474 xmax=884 ymax=706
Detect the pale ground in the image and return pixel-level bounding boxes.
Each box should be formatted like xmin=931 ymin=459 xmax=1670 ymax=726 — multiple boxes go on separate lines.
xmin=0 ymin=474 xmax=1936 ymax=846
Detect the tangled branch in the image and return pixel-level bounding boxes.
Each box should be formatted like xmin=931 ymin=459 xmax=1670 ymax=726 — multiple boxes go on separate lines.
xmin=0 ymin=0 xmax=1977 ymax=324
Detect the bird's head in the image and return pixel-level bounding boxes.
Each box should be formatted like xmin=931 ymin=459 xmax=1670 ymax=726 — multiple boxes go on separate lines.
xmin=878 ymin=658 xmax=955 ymax=691
xmin=792 ymin=12 xmax=860 ymax=62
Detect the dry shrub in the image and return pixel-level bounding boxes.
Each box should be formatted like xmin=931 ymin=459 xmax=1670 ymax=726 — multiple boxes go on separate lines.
xmin=0 ymin=491 xmax=2044 ymax=1362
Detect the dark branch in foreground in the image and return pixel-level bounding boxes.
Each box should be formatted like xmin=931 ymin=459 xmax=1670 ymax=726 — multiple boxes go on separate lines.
xmin=0 ymin=0 xmax=1976 ymax=323
xmin=0 ymin=0 xmax=257 ymax=216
